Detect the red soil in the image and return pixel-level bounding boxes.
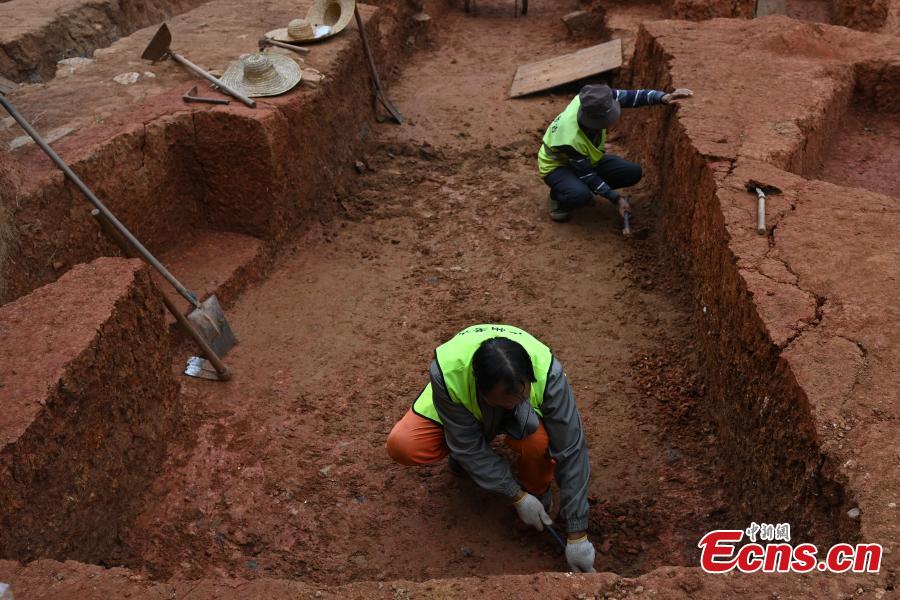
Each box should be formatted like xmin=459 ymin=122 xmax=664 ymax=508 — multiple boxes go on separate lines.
xmin=0 ymin=0 xmax=898 ymax=598
xmin=817 ymin=107 xmax=900 ymax=199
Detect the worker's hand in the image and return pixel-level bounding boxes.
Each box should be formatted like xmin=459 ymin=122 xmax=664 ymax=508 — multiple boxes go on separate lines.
xmin=617 ymin=196 xmax=632 ymax=218
xmin=662 ymin=88 xmax=693 ymax=104
xmin=566 ymin=535 xmax=597 ymax=573
xmin=512 ymin=491 xmax=553 ymax=532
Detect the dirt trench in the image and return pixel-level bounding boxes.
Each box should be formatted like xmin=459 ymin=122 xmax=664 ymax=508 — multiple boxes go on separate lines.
xmin=104 ymin=0 xmax=730 ymax=585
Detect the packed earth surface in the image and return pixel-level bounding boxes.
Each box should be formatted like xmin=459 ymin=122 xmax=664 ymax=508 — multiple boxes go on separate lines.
xmin=0 ymin=0 xmax=898 ymax=598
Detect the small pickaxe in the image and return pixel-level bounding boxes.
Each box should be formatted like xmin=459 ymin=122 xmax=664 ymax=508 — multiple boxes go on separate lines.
xmin=182 ymin=85 xmax=230 ymax=105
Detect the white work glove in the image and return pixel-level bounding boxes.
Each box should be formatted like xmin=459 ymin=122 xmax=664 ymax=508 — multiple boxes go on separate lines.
xmin=566 ymin=535 xmax=597 ymax=573
xmin=513 ymin=492 xmax=553 ymax=531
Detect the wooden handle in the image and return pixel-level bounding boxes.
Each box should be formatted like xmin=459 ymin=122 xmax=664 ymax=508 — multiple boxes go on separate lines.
xmin=262 ymin=38 xmax=310 ymax=54
xmin=756 ymin=194 xmax=766 ymax=235
xmin=170 ymin=52 xmax=256 ymax=108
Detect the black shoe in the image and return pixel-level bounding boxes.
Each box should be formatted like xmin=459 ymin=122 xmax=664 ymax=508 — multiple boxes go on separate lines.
xmin=548 ymin=195 xmax=571 ymax=223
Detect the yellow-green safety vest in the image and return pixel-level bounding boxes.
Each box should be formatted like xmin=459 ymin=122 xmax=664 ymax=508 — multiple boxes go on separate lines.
xmin=537 ymin=95 xmax=607 ymax=177
xmin=412 ymin=324 xmax=553 ymax=425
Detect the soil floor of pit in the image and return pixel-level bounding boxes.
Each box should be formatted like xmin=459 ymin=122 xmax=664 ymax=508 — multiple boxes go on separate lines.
xmin=111 ymin=0 xmax=728 ymax=585
xmin=818 ymin=106 xmax=900 ymax=199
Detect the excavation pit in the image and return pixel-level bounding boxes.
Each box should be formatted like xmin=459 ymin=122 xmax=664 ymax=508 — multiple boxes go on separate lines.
xmin=815 ymin=66 xmax=900 ymax=198
xmin=0 ymin=1 xmax=898 ymax=598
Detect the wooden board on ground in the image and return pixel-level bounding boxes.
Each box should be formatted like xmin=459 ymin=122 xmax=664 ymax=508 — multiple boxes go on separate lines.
xmin=0 ymin=75 xmax=18 ymax=95
xmin=508 ymin=38 xmax=622 ymax=99
xmin=755 ymin=0 xmax=787 ymax=17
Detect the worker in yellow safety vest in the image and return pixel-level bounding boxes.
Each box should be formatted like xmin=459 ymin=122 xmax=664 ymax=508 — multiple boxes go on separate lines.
xmin=387 ymin=324 xmax=597 ymax=573
xmin=538 ymin=84 xmax=693 ymax=223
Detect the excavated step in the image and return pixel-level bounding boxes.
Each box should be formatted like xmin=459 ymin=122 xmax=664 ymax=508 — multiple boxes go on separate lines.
xmin=0 ymin=0 xmax=386 ymax=306
xmin=152 ymin=229 xmax=267 ymax=316
xmin=0 ymin=0 xmax=210 ymax=83
xmin=0 ymin=258 xmax=179 ymax=564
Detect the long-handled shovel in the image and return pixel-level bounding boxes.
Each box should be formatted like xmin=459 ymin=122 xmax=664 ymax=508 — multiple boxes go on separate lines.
xmin=0 ymin=92 xmax=234 ymax=381
xmin=353 ymin=6 xmax=402 ymax=124
xmin=141 ymin=24 xmax=256 ymax=109
xmin=90 ymin=209 xmax=231 ymax=381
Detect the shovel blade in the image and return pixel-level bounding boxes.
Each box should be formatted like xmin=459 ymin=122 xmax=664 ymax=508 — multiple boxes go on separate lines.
xmin=377 ymin=92 xmax=403 ymax=124
xmin=184 ymin=356 xmax=226 ymax=381
xmin=142 ymin=23 xmax=172 ymax=61
xmin=186 ymin=294 xmax=236 ymax=358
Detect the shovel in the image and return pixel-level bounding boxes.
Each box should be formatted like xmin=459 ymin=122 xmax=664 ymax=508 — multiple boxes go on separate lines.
xmin=141 ymin=24 xmax=256 ymax=108
xmin=0 ymin=92 xmax=235 ymax=381
xmin=353 ymin=6 xmax=402 ymax=124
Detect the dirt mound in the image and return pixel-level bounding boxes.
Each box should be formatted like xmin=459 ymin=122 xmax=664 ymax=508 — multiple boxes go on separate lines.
xmin=0 ymin=258 xmax=179 ymax=564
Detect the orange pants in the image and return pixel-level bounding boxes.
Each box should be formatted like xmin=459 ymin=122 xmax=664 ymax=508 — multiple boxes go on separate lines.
xmin=386 ymin=409 xmax=555 ymax=495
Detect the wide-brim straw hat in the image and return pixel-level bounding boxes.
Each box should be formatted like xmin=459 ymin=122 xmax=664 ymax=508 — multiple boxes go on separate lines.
xmin=306 ymin=0 xmax=355 ymax=36
xmin=266 ymin=18 xmax=333 ymax=43
xmin=220 ymin=53 xmax=302 ymax=98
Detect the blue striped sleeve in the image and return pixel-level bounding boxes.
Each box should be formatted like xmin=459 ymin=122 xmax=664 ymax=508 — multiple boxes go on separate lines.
xmin=613 ymin=89 xmax=666 ymax=107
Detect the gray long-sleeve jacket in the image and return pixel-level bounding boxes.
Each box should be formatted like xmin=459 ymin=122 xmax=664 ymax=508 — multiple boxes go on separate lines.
xmin=430 ymin=358 xmax=590 ymax=533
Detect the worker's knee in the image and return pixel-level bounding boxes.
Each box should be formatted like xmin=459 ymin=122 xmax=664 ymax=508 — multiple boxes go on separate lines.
xmin=619 ymin=162 xmax=643 ymax=188
xmin=607 ymin=159 xmax=644 ymax=189
xmin=510 ymin=421 xmax=550 ymax=457
xmin=385 ymin=425 xmax=416 ymax=466
xmin=386 ymin=412 xmax=448 ymax=466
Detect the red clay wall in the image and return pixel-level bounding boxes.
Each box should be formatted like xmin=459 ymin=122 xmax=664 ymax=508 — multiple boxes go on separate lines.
xmin=0 ymin=0 xmax=407 ymax=307
xmin=618 ymin=24 xmax=865 ymax=545
xmin=0 ymin=258 xmax=180 ymax=564
xmin=663 ymin=0 xmax=755 ymax=20
xmin=0 ymin=0 xmax=212 ymax=83
xmin=831 ymin=0 xmax=891 ymax=32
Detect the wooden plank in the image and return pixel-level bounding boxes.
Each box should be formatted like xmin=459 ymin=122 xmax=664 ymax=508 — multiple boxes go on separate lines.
xmin=508 ymin=39 xmax=622 ymax=99
xmin=0 ymin=75 xmax=18 ymax=95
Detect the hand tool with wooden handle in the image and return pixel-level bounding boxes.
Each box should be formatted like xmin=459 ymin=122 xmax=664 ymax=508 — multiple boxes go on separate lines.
xmin=142 ymin=24 xmax=256 ymax=108
xmin=0 ymin=92 xmax=235 ymax=380
xmin=353 ymin=6 xmax=402 ymax=124
xmin=259 ymin=37 xmax=310 ymax=55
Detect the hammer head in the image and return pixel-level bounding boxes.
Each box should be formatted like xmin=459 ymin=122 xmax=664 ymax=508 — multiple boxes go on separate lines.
xmin=258 ymin=38 xmax=271 ymax=52
xmin=745 ymin=179 xmax=782 ymax=195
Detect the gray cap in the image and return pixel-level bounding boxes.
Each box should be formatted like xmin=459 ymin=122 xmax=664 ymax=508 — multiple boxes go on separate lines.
xmin=577 ymin=84 xmax=621 ymax=129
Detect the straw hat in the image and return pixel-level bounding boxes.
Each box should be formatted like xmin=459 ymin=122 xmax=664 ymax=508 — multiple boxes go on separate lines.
xmin=306 ymin=0 xmax=355 ymax=36
xmin=220 ymin=53 xmax=301 ymax=98
xmin=267 ymin=18 xmax=334 ymax=43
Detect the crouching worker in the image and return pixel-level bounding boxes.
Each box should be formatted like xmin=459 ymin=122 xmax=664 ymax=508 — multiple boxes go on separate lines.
xmin=539 ymin=83 xmax=693 ymax=223
xmin=386 ymin=324 xmax=596 ymax=573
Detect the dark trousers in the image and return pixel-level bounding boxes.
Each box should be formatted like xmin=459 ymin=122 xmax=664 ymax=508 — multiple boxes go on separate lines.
xmin=543 ymin=154 xmax=642 ymax=210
